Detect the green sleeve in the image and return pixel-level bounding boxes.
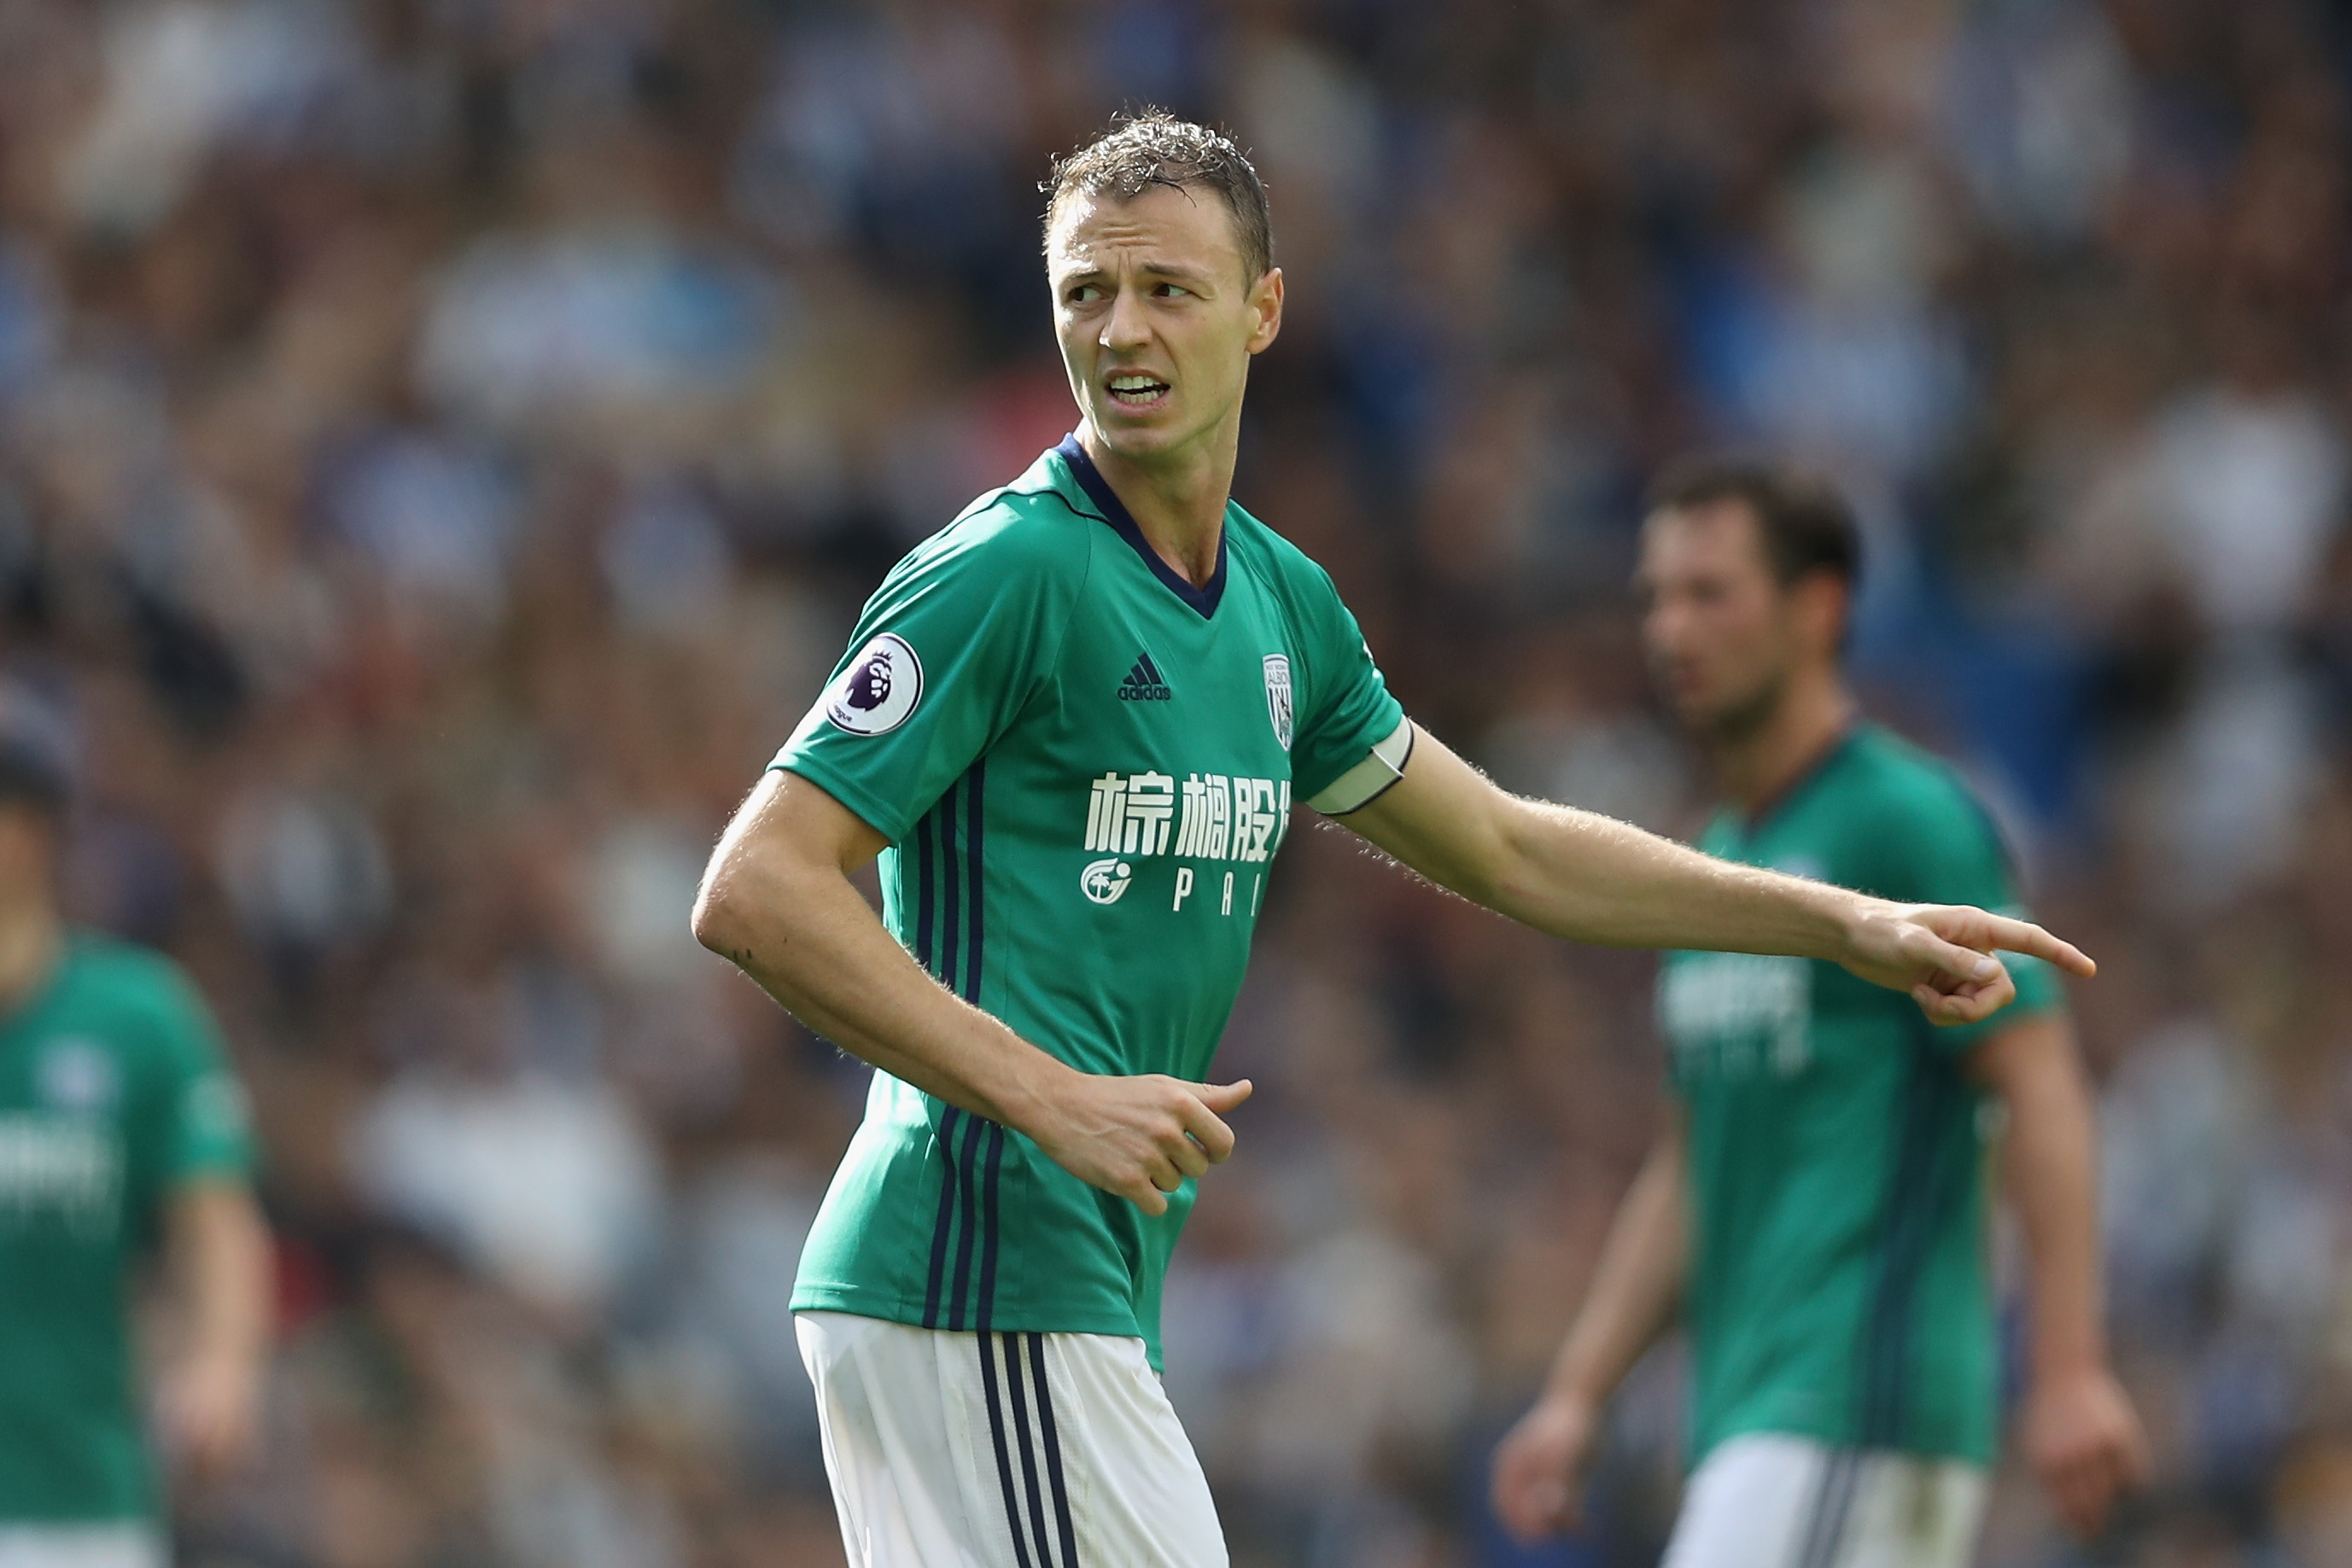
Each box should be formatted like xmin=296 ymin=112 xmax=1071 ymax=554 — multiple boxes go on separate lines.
xmin=1868 ymin=786 xmax=2065 ymax=1051
xmin=150 ymin=968 xmax=254 ymax=1186
xmin=1287 ymin=564 xmax=1408 ymax=804
xmin=773 ymin=509 xmax=1083 ymax=842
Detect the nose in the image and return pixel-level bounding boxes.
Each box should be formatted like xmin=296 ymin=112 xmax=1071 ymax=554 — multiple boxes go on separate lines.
xmin=1100 ymin=285 xmax=1152 ymax=353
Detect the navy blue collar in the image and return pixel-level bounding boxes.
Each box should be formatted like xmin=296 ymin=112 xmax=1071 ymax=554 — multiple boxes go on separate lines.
xmin=1054 ymin=434 xmax=1227 ymax=619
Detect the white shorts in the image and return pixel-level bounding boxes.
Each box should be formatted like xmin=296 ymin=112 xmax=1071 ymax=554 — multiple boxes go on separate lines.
xmin=1662 ymin=1434 xmax=1988 ymax=1568
xmin=796 ymin=1310 xmax=1226 ymax=1568
xmin=0 ymin=1527 xmax=165 ymax=1568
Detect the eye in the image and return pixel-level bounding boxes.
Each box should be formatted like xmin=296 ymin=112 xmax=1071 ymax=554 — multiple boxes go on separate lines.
xmin=1154 ymin=283 xmax=1190 ymax=298
xmin=1065 ymin=283 xmax=1103 ymax=306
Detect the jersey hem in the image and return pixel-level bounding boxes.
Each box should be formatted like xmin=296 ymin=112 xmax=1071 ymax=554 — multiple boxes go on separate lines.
xmin=1689 ymin=1414 xmax=1993 ymax=1472
xmin=789 ymin=1284 xmax=1153 ymax=1355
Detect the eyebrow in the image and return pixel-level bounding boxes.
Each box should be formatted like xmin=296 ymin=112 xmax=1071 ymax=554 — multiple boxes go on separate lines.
xmin=1053 ymin=256 xmax=1220 ymax=287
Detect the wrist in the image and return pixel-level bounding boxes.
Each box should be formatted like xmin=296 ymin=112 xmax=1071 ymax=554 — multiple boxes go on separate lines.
xmin=989 ymin=1045 xmax=1079 ymax=1143
xmin=1540 ymin=1362 xmax=1608 ymax=1416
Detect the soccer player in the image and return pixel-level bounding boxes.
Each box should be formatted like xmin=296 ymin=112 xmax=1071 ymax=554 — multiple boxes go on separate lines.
xmin=1490 ymin=461 xmax=2148 ymax=1565
xmin=692 ymin=116 xmax=2095 ymax=1568
xmin=0 ymin=691 xmax=271 ymax=1568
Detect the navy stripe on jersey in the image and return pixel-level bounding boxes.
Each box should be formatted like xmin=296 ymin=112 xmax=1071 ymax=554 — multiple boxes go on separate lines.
xmin=921 ymin=1106 xmax=963 ymax=1328
xmin=1859 ymin=1053 xmax=1969 ymax=1444
xmin=978 ymin=1336 xmax=1039 ymax=1568
xmin=919 ymin=762 xmax=1001 ymax=1329
xmin=976 ymin=1121 xmax=1006 ymax=1332
xmin=948 ymin=1109 xmax=983 ymax=1330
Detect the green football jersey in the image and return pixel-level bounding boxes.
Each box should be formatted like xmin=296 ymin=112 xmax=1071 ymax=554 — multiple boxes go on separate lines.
xmin=0 ymin=933 xmax=254 ymax=1523
xmin=777 ymin=437 xmax=1406 ymax=1367
xmin=1659 ymin=726 xmax=2062 ymax=1468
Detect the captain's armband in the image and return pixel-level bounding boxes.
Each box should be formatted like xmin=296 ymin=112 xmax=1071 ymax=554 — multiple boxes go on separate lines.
xmin=1305 ymin=719 xmax=1415 ymax=815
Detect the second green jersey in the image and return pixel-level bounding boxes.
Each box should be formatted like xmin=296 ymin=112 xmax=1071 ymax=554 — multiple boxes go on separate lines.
xmin=778 ymin=437 xmax=1405 ymax=1365
xmin=1659 ymin=726 xmax=2061 ymax=1468
xmin=0 ymin=933 xmax=254 ymax=1523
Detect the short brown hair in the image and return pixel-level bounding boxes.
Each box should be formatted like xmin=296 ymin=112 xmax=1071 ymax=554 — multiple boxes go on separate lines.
xmin=1042 ymin=111 xmax=1274 ymax=283
xmin=1645 ymin=453 xmax=1861 ymax=589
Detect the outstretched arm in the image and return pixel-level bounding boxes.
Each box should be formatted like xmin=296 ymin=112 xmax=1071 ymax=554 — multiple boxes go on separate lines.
xmin=1492 ymin=1110 xmax=1689 ymax=1542
xmin=1968 ymin=1015 xmax=2147 ymax=1535
xmin=693 ymin=769 xmax=1250 ymax=1215
xmin=1338 ymin=727 xmax=2093 ymax=1023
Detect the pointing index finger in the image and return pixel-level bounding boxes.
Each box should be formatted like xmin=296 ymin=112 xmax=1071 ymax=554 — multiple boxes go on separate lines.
xmin=1987 ymin=915 xmax=2096 ymax=978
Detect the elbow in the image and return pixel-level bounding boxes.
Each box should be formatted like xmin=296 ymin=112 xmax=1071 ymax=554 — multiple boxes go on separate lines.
xmin=691 ymin=861 xmax=751 ymax=959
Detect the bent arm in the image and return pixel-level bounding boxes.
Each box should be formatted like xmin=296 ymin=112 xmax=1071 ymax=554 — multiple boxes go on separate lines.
xmin=1541 ymin=1110 xmax=1689 ymax=1410
xmin=693 ymin=768 xmax=1067 ymax=1132
xmin=1339 ymin=726 xmax=2092 ymax=1023
xmin=692 ymin=770 xmax=1248 ymax=1213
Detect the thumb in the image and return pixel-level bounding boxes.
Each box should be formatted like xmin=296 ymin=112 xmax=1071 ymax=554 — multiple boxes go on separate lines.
xmin=1193 ymin=1079 xmax=1255 ymax=1113
xmin=1915 ymin=934 xmax=2004 ymax=988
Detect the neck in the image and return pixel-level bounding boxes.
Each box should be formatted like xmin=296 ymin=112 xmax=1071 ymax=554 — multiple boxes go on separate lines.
xmin=1078 ymin=416 xmax=1237 ymax=588
xmin=0 ymin=895 xmax=61 ymax=1011
xmin=1709 ymin=666 xmax=1858 ymax=819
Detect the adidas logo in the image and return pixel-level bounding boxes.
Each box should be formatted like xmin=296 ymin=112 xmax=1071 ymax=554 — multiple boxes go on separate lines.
xmin=1117 ymin=652 xmax=1173 ymax=702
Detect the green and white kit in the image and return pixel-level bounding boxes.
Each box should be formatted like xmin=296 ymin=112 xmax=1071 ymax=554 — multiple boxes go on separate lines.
xmin=1659 ymin=725 xmax=2062 ymax=1471
xmin=778 ymin=436 xmax=1407 ymax=1367
xmin=0 ymin=934 xmax=253 ymax=1525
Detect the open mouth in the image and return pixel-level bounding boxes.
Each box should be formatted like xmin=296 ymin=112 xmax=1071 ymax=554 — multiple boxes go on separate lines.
xmin=1106 ymin=373 xmax=1171 ymax=410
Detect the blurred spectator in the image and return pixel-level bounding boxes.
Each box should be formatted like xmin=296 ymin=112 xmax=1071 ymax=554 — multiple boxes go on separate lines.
xmin=0 ymin=1 xmax=2343 ymax=1564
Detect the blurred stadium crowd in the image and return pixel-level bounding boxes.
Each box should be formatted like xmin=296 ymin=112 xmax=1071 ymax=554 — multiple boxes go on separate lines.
xmin=0 ymin=0 xmax=2347 ymax=1564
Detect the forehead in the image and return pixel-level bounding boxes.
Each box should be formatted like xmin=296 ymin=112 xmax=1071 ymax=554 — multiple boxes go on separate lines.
xmin=1046 ymin=184 xmax=1246 ymax=276
xmin=1638 ymin=499 xmax=1774 ymax=579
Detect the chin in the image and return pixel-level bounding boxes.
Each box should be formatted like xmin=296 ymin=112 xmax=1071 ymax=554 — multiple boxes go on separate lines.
xmin=1089 ymin=411 xmax=1184 ymax=455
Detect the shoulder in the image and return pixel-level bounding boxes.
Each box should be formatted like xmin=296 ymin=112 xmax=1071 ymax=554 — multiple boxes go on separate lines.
xmin=1841 ymin=729 xmax=1996 ymax=828
xmin=68 ymin=932 xmax=196 ymax=1002
xmin=1224 ymin=504 xmax=1354 ymax=644
xmin=1830 ymin=729 xmax=2016 ymax=889
xmin=61 ymin=935 xmax=218 ymax=1058
xmin=884 ymin=467 xmax=1099 ymax=599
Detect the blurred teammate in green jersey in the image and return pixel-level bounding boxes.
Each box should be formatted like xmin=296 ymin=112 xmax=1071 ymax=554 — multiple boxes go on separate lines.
xmin=0 ymin=690 xmax=269 ymax=1568
xmin=696 ymin=115 xmax=2095 ymax=1568
xmin=1492 ymin=460 xmax=2148 ymax=1566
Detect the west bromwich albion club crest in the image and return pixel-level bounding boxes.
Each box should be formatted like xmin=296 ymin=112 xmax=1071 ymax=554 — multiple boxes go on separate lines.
xmin=1263 ymin=654 xmax=1293 ymax=752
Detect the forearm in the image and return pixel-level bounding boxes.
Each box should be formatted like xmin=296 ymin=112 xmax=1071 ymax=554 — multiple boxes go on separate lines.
xmin=176 ymin=1183 xmax=270 ymax=1373
xmin=1462 ymin=794 xmax=1860 ymax=959
xmin=1997 ymin=1037 xmax=2110 ymax=1378
xmin=693 ymin=813 xmax=1071 ymax=1134
xmin=1544 ymin=1131 xmax=1689 ymax=1408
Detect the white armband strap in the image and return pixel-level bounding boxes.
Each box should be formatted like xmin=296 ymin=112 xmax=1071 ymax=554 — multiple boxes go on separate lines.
xmin=1304 ymin=719 xmax=1415 ymax=815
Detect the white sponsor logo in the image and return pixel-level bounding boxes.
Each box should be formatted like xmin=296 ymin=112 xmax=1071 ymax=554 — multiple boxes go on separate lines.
xmin=823 ymin=633 xmax=924 ymax=736
xmin=38 ymin=1039 xmax=117 ymax=1113
xmin=0 ymin=1115 xmax=121 ymax=1235
xmin=1086 ymin=771 xmax=1288 ymax=864
xmin=1660 ymin=953 xmax=1812 ymax=1078
xmin=1080 ymin=858 xmax=1134 ymax=905
xmin=1263 ymin=655 xmax=1293 ymax=752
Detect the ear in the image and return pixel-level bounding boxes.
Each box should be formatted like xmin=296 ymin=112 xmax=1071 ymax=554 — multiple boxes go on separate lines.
xmin=1789 ymin=570 xmax=1851 ymax=658
xmin=1245 ymin=267 xmax=1284 ymax=356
